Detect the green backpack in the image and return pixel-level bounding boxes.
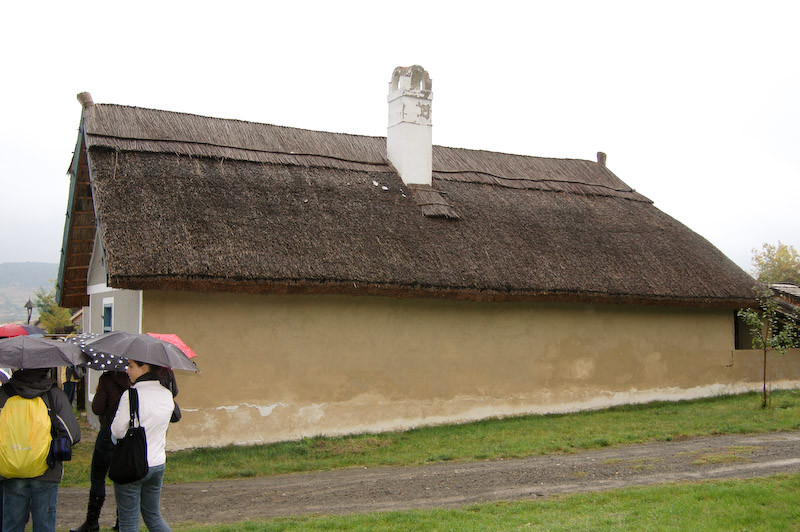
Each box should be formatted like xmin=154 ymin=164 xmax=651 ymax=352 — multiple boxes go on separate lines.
xmin=0 ymin=394 xmax=52 ymax=478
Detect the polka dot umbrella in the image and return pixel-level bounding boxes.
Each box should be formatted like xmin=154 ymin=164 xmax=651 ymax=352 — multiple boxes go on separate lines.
xmin=64 ymin=333 xmax=129 ymax=371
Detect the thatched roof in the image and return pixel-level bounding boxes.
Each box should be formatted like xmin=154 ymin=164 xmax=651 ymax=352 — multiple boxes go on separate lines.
xmin=771 ymin=283 xmax=800 ymax=318
xmin=58 ymin=102 xmax=757 ymax=309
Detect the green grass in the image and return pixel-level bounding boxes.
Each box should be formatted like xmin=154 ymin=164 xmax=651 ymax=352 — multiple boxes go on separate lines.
xmin=166 ymin=474 xmax=800 ymax=531
xmin=63 ymin=389 xmax=800 ymax=487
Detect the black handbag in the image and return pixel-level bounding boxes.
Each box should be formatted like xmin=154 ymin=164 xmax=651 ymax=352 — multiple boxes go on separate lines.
xmin=108 ymin=388 xmax=149 ymax=484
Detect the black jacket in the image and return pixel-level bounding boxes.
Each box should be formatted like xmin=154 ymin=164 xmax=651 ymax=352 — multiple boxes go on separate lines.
xmin=92 ymin=371 xmax=130 ymax=428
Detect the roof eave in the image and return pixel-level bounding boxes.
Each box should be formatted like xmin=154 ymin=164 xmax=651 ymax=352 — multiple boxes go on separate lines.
xmin=57 ymin=114 xmax=95 ymax=309
xmin=108 ymin=275 xmax=756 ymax=310
xmin=57 ymin=117 xmax=87 ymax=308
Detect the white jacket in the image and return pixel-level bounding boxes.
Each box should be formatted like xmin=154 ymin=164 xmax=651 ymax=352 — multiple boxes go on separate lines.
xmin=111 ymin=379 xmax=174 ymax=468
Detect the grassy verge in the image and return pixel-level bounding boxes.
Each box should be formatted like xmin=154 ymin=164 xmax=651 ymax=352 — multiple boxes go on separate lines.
xmin=166 ymin=473 xmax=800 ymax=531
xmin=63 ymin=389 xmax=800 ymax=487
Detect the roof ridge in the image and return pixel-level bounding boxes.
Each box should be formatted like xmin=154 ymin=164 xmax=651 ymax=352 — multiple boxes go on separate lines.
xmin=91 ymin=103 xmax=607 ymax=167
xmin=90 ymin=103 xmax=387 ymax=141
xmin=85 ymin=131 xmax=390 ymax=168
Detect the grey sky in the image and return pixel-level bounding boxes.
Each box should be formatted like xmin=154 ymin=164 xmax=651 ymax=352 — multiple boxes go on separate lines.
xmin=1 ymin=1 xmax=798 ymax=275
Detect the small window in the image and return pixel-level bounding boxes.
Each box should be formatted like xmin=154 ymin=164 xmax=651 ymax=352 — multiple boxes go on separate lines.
xmin=734 ymin=310 xmax=755 ymax=350
xmin=102 ymin=300 xmax=113 ymax=333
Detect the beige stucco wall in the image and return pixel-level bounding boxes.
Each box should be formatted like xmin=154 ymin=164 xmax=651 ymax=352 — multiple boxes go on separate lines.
xmin=139 ymin=290 xmax=800 ymax=450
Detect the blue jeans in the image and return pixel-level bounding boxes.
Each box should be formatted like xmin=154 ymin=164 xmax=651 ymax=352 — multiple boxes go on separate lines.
xmin=64 ymin=382 xmax=76 ymax=404
xmin=90 ymin=426 xmax=116 ymax=496
xmin=113 ymin=463 xmax=171 ymax=532
xmin=2 ymin=478 xmax=59 ymax=532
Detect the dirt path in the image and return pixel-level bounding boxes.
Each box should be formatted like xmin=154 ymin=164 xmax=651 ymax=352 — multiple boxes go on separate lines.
xmin=57 ymin=431 xmax=800 ymax=527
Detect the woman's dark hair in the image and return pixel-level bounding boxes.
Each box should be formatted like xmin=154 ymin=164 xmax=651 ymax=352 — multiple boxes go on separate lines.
xmin=131 ymin=360 xmax=163 ymax=373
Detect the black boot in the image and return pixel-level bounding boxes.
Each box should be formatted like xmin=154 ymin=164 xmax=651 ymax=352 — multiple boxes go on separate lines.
xmin=70 ymin=493 xmax=104 ymax=532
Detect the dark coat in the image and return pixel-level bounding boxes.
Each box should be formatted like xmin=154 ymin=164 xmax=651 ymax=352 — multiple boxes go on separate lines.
xmin=91 ymin=371 xmax=131 ymax=428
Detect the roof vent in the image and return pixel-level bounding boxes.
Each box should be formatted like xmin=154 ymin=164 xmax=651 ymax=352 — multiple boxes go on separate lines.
xmin=408 ymin=184 xmax=460 ymax=220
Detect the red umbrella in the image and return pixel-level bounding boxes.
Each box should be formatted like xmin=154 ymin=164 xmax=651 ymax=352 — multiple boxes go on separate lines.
xmin=147 ymin=333 xmax=197 ymax=359
xmin=0 ymin=323 xmax=46 ymax=338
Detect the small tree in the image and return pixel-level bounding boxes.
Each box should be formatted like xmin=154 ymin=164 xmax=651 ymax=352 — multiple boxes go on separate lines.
xmin=737 ymin=287 xmax=799 ymax=408
xmin=34 ymin=282 xmax=74 ymax=334
xmin=751 ymin=241 xmax=800 ymax=285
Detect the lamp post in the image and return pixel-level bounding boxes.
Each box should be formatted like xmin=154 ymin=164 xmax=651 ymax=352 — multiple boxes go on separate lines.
xmin=24 ymin=299 xmax=34 ymax=325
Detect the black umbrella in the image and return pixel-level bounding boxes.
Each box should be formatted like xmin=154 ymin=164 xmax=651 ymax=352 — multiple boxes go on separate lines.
xmin=0 ymin=336 xmax=90 ymax=369
xmin=84 ymin=331 xmax=199 ymax=372
xmin=65 ymin=333 xmax=129 ymax=371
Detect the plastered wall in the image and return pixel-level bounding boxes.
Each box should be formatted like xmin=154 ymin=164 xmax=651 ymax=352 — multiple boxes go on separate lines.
xmin=139 ymin=290 xmax=800 ymax=450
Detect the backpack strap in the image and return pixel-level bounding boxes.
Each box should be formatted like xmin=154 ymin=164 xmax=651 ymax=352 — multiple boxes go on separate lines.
xmin=44 ymin=389 xmax=74 ymax=443
xmin=44 ymin=389 xmax=59 ymax=469
xmin=45 ymin=389 xmax=58 ymax=438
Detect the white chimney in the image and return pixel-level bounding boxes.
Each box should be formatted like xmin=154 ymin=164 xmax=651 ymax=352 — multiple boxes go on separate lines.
xmin=387 ymin=65 xmax=432 ymax=186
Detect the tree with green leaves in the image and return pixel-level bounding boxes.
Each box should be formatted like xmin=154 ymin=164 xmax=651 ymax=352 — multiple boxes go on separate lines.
xmin=751 ymin=241 xmax=800 ymax=285
xmin=34 ymin=281 xmax=75 ymax=334
xmin=737 ymin=287 xmax=799 ymax=408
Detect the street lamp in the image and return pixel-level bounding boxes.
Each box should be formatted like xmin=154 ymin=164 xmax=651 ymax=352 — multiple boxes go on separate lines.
xmin=24 ymin=299 xmax=34 ymax=325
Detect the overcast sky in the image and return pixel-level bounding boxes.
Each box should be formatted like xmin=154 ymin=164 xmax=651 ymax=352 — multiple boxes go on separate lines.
xmin=1 ymin=1 xmax=797 ymax=275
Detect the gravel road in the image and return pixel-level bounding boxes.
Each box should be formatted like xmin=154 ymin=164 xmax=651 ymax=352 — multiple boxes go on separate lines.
xmin=56 ymin=431 xmax=800 ymax=527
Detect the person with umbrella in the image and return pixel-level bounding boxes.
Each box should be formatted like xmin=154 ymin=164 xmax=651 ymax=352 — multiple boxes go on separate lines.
xmin=0 ymin=336 xmax=87 ymax=532
xmin=70 ymin=369 xmax=130 ymax=532
xmin=0 ymin=369 xmax=82 ymax=531
xmin=82 ymin=332 xmax=197 ymax=532
xmin=111 ymin=359 xmax=174 ymax=532
xmin=1 ymin=368 xmax=80 ymax=531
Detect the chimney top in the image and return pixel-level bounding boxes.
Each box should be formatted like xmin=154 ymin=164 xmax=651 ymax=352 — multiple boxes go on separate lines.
xmin=597 ymin=151 xmax=607 ymax=167
xmin=389 ymin=65 xmax=432 ymax=98
xmin=77 ymin=92 xmax=94 ymax=108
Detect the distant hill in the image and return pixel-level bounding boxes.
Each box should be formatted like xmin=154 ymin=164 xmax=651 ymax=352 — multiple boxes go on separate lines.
xmin=0 ymin=262 xmax=59 ymax=323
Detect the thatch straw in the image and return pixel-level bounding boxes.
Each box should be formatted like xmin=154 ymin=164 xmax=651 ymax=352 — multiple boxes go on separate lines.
xmin=58 ymin=103 xmax=757 ymax=309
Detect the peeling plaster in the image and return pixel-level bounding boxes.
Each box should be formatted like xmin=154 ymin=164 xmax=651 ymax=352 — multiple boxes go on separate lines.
xmin=184 ymin=402 xmax=287 ymax=415
xmin=417 ymin=102 xmax=431 ymax=120
xmin=167 ymin=380 xmax=800 ymax=451
xmin=297 ymin=404 xmax=326 ymax=424
xmin=243 ymin=402 xmax=286 ymax=416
